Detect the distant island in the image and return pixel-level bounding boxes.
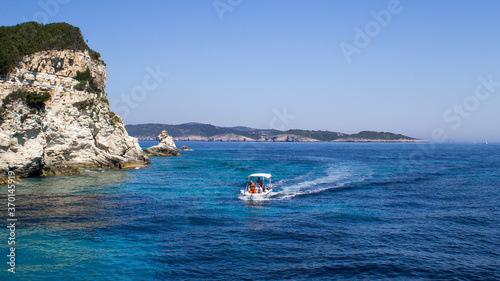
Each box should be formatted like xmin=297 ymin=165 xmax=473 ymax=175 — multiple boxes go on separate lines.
xmin=125 ymin=123 xmax=425 ymax=142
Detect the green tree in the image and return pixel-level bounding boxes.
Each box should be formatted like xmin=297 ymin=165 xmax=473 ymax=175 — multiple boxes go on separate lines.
xmin=0 ymin=22 xmax=102 ymax=76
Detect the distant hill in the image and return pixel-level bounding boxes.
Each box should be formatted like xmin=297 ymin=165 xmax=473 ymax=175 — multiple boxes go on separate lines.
xmin=125 ymin=123 xmax=424 ymax=142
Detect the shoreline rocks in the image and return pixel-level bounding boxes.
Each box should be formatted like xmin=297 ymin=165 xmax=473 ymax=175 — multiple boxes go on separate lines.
xmin=168 ymin=134 xmax=426 ymax=142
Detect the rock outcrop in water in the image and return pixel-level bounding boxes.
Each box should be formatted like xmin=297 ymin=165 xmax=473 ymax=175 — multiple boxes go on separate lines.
xmin=143 ymin=130 xmax=180 ymax=156
xmin=0 ymin=47 xmax=150 ymax=183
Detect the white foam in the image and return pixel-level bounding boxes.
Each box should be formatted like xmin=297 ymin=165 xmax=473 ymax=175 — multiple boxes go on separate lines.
xmin=236 ymin=164 xmax=372 ymax=202
xmin=273 ymin=164 xmax=372 ymax=200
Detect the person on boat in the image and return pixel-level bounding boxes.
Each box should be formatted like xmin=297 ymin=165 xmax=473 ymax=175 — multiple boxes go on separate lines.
xmin=248 ymin=181 xmax=256 ymax=193
xmin=256 ymin=177 xmax=263 ymax=187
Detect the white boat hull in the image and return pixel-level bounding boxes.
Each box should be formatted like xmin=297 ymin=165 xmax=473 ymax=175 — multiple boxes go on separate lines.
xmin=240 ymin=188 xmax=273 ymax=199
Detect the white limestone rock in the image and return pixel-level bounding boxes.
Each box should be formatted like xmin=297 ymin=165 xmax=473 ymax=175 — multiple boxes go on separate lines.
xmin=0 ymin=50 xmax=149 ymax=183
xmin=143 ymin=130 xmax=180 ymax=156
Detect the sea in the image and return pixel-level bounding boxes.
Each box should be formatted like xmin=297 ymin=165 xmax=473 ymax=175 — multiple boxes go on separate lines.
xmin=1 ymin=141 xmax=499 ymax=280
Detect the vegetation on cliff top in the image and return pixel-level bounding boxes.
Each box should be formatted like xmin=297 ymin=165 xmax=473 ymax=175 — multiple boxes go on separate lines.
xmin=0 ymin=22 xmax=101 ymax=75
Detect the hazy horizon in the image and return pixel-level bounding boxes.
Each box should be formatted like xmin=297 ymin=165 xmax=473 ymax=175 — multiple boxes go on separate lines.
xmin=2 ymin=0 xmax=500 ymax=142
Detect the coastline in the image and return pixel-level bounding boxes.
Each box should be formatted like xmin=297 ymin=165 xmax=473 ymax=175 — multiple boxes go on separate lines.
xmin=125 ymin=123 xmax=426 ymax=143
xmin=137 ymin=136 xmax=427 ymax=143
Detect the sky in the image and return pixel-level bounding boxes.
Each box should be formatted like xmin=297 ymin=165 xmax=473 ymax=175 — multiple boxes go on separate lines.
xmin=1 ymin=0 xmax=500 ymax=142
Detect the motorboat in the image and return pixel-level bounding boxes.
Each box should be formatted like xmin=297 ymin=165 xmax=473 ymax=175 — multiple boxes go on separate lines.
xmin=240 ymin=173 xmax=273 ymax=199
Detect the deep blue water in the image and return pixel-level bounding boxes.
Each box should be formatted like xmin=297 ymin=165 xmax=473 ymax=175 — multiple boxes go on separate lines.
xmin=1 ymin=142 xmax=499 ymax=280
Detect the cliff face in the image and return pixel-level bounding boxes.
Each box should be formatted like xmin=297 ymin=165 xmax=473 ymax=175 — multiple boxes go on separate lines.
xmin=0 ymin=50 xmax=149 ymax=182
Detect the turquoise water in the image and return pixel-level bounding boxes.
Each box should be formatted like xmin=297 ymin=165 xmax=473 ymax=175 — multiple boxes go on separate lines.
xmin=1 ymin=142 xmax=499 ymax=280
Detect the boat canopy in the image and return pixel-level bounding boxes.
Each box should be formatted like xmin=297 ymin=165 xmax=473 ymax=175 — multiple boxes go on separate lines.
xmin=248 ymin=173 xmax=271 ymax=179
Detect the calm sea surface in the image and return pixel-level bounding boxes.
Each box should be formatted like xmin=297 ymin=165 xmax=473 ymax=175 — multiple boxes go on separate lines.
xmin=1 ymin=142 xmax=499 ymax=280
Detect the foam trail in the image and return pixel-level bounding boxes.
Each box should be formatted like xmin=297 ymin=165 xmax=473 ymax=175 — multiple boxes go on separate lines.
xmin=274 ymin=164 xmax=371 ymax=200
xmin=237 ymin=164 xmax=372 ymax=201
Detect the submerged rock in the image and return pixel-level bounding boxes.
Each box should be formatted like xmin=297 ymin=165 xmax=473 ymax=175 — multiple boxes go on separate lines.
xmin=144 ymin=131 xmax=180 ymax=156
xmin=0 ymin=49 xmax=150 ymax=182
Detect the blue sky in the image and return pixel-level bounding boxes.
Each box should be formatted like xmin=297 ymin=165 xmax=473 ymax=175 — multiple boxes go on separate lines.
xmin=2 ymin=0 xmax=500 ymax=141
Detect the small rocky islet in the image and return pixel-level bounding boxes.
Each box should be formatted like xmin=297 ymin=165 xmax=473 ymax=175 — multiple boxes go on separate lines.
xmin=143 ymin=130 xmax=180 ymax=156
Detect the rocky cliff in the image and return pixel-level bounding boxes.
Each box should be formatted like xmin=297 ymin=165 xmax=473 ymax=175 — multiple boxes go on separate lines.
xmin=0 ymin=49 xmax=150 ymax=183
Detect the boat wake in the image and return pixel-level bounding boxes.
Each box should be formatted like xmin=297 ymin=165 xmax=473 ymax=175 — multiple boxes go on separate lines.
xmin=273 ymin=164 xmax=372 ymax=200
